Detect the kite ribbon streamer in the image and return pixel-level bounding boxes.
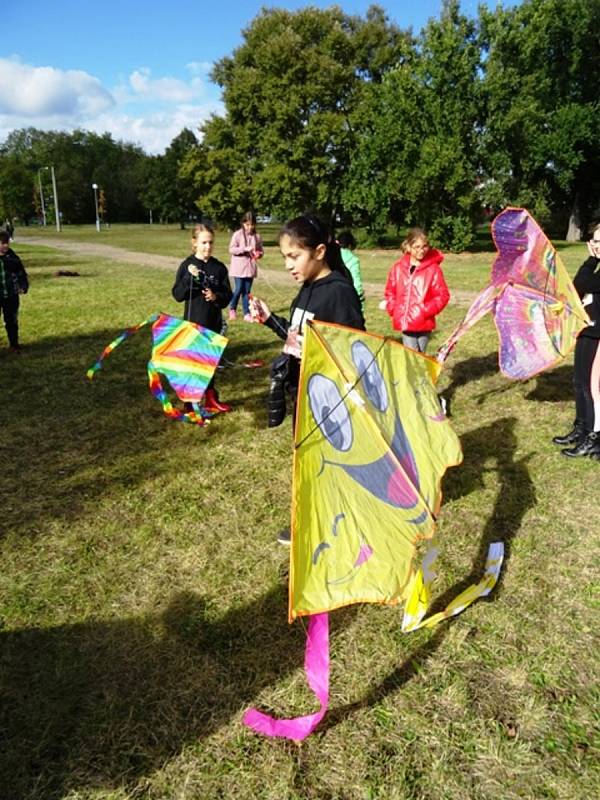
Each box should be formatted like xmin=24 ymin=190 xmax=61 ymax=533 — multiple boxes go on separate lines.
xmin=86 ymin=313 xmax=160 ymax=378
xmin=402 ymin=542 xmax=505 ymax=632
xmin=243 ymin=612 xmax=329 ymax=741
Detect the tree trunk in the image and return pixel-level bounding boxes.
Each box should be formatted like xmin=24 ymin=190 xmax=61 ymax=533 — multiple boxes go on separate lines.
xmin=566 ymin=194 xmax=583 ymax=242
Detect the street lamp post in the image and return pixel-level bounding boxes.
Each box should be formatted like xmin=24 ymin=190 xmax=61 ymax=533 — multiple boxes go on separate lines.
xmin=37 ymin=168 xmax=47 ymax=226
xmin=92 ymin=183 xmax=100 ymax=232
xmin=50 ymin=166 xmax=61 ymax=232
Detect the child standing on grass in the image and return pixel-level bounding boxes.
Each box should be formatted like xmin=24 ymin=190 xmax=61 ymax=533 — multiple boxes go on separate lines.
xmin=172 ymin=222 xmax=233 ymax=413
xmin=249 ymin=215 xmax=365 ymax=544
xmin=552 ymin=223 xmax=600 ymax=459
xmin=384 ymin=227 xmax=449 ymax=353
xmin=337 ymin=230 xmax=365 ymax=315
xmin=228 ymin=211 xmax=264 ymax=322
xmin=0 ymin=231 xmax=28 ymax=353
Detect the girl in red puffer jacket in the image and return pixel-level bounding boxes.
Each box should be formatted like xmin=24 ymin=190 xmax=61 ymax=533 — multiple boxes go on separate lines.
xmin=384 ymin=228 xmax=450 ymax=353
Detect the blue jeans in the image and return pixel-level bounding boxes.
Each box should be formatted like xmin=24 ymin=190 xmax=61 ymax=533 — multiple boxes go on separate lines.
xmin=230 ymin=277 xmax=254 ymax=315
xmin=402 ymin=332 xmax=430 ymax=353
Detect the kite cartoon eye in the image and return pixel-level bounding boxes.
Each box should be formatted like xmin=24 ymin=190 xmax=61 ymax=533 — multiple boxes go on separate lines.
xmin=308 ymin=374 xmax=352 ymax=451
xmin=351 ymin=341 xmax=388 ymax=412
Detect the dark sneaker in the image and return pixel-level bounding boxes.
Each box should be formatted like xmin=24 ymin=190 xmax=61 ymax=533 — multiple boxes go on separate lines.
xmin=276 ymin=529 xmax=291 ymax=546
xmin=552 ymin=422 xmax=584 ymax=446
xmin=561 ymin=431 xmax=600 ymax=458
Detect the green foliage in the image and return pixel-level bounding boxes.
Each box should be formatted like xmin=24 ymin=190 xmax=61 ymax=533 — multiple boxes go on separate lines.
xmin=0 ymin=128 xmax=149 ymax=224
xmin=0 ymin=154 xmax=32 ymax=222
xmin=198 ymin=4 xmax=409 ymax=225
xmin=478 ymin=0 xmax=600 ymax=235
xmin=344 ymin=0 xmax=481 ymax=250
xmin=139 ymin=128 xmax=200 ymax=227
xmin=1 ymin=1 xmax=599 ymax=247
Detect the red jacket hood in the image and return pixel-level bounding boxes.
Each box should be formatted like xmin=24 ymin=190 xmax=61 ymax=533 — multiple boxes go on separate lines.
xmin=395 ymin=248 xmax=444 ymax=271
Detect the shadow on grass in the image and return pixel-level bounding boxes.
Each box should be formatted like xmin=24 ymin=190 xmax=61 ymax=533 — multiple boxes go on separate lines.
xmin=322 ymin=416 xmax=534 ymax=732
xmin=525 ymin=364 xmax=574 ymax=403
xmin=321 ymin=626 xmax=447 ymax=734
xmin=0 ymin=586 xmax=313 ymax=798
xmin=0 ymin=327 xmax=275 ymax=541
xmin=438 ymin=416 xmax=536 ymax=607
xmin=442 ymin=352 xmax=499 ymax=406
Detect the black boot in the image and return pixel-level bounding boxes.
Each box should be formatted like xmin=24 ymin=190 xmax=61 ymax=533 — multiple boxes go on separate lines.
xmin=552 ymin=421 xmax=584 ymax=446
xmin=561 ymin=431 xmax=600 ymax=458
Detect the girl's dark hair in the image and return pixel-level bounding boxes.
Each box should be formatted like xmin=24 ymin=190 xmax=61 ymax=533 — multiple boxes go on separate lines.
xmin=241 ymin=211 xmax=256 ymax=226
xmin=337 ymin=230 xmax=356 ymax=250
xmin=279 ymin=215 xmax=354 ymax=284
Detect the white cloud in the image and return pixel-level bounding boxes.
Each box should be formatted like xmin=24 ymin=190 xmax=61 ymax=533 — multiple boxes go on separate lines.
xmin=0 ymin=57 xmax=114 ymax=118
xmin=0 ymin=57 xmax=224 ymax=154
xmin=129 ymin=68 xmax=194 ymax=103
xmin=86 ymin=102 xmax=224 ymax=154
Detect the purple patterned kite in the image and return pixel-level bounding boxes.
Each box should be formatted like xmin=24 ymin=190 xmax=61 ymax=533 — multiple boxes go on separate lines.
xmin=437 ymin=207 xmax=590 ymax=379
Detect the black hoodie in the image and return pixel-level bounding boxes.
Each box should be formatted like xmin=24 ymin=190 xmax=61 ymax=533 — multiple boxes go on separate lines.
xmin=265 ymin=270 xmax=365 ymax=341
xmin=0 ymin=248 xmax=29 ymax=299
xmin=573 ymin=256 xmax=600 ymax=339
xmin=172 ymin=254 xmax=232 ymax=332
xmin=265 ymin=270 xmax=365 ymax=393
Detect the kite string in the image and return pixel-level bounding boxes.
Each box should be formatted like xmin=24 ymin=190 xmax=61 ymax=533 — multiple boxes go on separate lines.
xmin=294 ymin=335 xmax=390 ymax=450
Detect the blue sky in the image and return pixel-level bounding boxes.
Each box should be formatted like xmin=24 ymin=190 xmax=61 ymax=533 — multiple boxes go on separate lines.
xmin=2 ymin=1 xmax=519 ymax=154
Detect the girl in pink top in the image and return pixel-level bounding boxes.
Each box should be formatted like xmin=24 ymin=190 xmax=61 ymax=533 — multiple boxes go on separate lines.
xmin=228 ymin=211 xmax=264 ymax=321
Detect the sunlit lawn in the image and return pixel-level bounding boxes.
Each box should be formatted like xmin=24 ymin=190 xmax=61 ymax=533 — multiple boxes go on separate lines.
xmin=0 ymin=235 xmax=598 ymax=799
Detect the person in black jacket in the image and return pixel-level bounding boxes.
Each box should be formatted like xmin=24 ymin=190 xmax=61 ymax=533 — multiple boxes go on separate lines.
xmin=172 ymin=222 xmax=233 ymax=412
xmin=553 ymin=223 xmax=600 ymax=457
xmin=0 ymin=231 xmax=29 ymax=353
xmin=249 ymin=215 xmax=365 ymax=543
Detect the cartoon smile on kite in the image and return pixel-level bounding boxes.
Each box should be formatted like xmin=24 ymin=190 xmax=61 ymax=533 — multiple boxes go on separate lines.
xmin=307 ymin=340 xmax=421 ymax=509
xmin=311 ymin=512 xmax=374 ymax=585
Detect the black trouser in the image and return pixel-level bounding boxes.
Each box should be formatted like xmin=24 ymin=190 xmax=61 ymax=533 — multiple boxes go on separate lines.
xmin=574 ymin=335 xmax=600 ymax=432
xmin=0 ymin=295 xmax=19 ymax=347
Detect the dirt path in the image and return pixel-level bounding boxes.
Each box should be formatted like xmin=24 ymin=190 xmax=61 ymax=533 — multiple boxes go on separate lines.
xmin=18 ymin=235 xmax=477 ymax=305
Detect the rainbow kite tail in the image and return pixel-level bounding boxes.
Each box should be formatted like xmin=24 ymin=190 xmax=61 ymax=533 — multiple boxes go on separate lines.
xmin=147 ymin=364 xmax=214 ymax=426
xmin=86 ymin=313 xmax=160 ymax=379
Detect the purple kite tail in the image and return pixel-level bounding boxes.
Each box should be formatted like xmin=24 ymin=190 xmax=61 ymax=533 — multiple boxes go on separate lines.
xmin=243 ymin=612 xmax=330 ymax=741
xmin=86 ymin=313 xmax=160 ymax=379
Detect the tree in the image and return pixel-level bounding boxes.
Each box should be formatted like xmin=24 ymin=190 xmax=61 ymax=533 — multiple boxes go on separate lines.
xmin=0 ymin=155 xmax=34 ymax=224
xmin=479 ymin=0 xmax=600 ymax=238
xmin=344 ymin=0 xmax=482 ymax=249
xmin=140 ymin=129 xmax=199 ymax=227
xmin=196 ymin=4 xmax=409 ymax=226
xmin=1 ymin=128 xmax=149 ymax=224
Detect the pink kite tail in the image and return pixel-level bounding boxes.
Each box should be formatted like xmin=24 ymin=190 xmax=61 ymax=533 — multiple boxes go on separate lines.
xmin=242 ymin=612 xmax=330 ymax=741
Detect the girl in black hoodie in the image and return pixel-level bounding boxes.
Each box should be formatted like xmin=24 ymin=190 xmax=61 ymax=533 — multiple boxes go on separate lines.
xmin=250 ymin=215 xmax=365 ymax=542
xmin=553 ymin=223 xmax=600 ymax=457
xmin=172 ymin=222 xmax=233 ymax=412
xmin=251 ymin=214 xmax=365 ymax=400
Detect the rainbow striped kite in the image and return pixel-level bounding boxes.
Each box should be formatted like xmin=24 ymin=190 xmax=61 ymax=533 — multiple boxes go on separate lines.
xmin=87 ymin=313 xmax=228 ymax=425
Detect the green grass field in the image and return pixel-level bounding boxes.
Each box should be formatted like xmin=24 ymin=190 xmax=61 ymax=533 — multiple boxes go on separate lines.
xmin=0 ymin=231 xmax=598 ymax=799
